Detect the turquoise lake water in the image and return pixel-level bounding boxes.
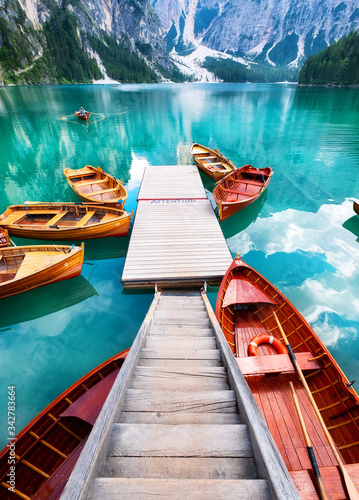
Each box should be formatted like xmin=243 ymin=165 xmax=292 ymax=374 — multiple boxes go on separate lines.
xmin=1 ymin=83 xmax=359 ymax=447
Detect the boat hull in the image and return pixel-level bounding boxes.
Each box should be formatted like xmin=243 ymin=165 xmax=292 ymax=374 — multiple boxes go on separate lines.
xmin=0 ymin=349 xmax=129 ymax=499
xmin=75 ymin=111 xmax=90 ymax=121
xmin=213 ymin=165 xmax=273 ymax=221
xmin=190 ymin=143 xmax=236 ymax=181
xmin=216 ymin=258 xmax=359 ymax=471
xmin=0 ymin=244 xmax=84 ymax=299
xmin=63 ymin=166 xmax=128 ymax=209
xmin=0 ymin=204 xmax=132 ymax=240
xmin=354 ymin=201 xmax=359 ymax=215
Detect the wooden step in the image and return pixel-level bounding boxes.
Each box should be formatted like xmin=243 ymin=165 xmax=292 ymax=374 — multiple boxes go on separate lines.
xmin=140 ymin=348 xmax=221 ymax=360
xmin=153 ymin=310 xmax=209 ymax=322
xmin=148 ymin=326 xmax=214 ymax=336
xmin=130 ymin=366 xmax=229 ymax=391
xmin=123 ymin=389 xmax=238 ymax=413
xmin=153 ymin=318 xmax=211 ymax=328
xmin=103 ymin=456 xmax=257 ymax=479
xmin=120 ymin=412 xmax=241 ymax=425
xmin=107 ymin=423 xmax=252 ymax=457
xmin=138 ymin=358 xmax=223 ymax=368
xmin=144 ymin=337 xmax=217 ymax=350
xmin=88 ymin=477 xmax=270 ymax=499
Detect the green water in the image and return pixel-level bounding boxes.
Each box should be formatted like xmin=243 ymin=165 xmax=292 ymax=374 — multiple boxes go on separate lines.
xmin=1 ymin=83 xmax=359 ymax=446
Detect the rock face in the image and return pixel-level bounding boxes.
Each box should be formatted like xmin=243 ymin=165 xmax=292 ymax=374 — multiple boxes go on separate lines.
xmin=150 ymin=0 xmax=359 ymax=67
xmin=0 ymin=0 xmax=170 ymax=83
xmin=1 ymin=0 xmax=359 ymax=83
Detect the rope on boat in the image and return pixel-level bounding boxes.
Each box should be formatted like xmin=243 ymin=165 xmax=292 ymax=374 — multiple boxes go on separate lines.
xmin=53 ymin=244 xmax=74 ymax=254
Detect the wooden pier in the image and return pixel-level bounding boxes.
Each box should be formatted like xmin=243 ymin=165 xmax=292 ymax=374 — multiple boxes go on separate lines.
xmin=121 ymin=165 xmax=233 ymax=288
xmin=61 ymin=290 xmax=299 ymax=500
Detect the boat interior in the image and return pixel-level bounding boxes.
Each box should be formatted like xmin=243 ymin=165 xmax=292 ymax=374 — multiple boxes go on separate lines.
xmin=219 ymin=266 xmax=359 ymax=472
xmin=0 ymin=247 xmax=73 ymax=284
xmin=3 ymin=206 xmax=121 ymax=228
xmin=216 ymin=167 xmax=269 ymax=201
xmin=0 ymin=356 xmax=126 ymax=499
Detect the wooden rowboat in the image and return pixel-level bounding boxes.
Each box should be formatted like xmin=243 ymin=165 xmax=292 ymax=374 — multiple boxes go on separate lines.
xmin=216 ymin=257 xmax=359 ymax=498
xmin=0 ymin=243 xmax=84 ymax=299
xmin=190 ymin=143 xmax=236 ymax=181
xmin=75 ymin=111 xmax=90 ymax=121
xmin=0 ymin=348 xmax=129 ymax=499
xmin=354 ymin=201 xmax=359 ymax=215
xmin=63 ymin=166 xmax=128 ymax=209
xmin=0 ymin=203 xmax=133 ymax=240
xmin=213 ymin=165 xmax=273 ymax=221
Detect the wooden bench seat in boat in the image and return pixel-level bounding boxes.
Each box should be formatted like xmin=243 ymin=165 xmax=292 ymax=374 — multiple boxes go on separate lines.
xmin=45 ymin=211 xmax=68 ymax=226
xmin=75 ymin=178 xmax=104 ymax=187
xmin=89 ymin=187 xmax=117 ymax=196
xmin=240 ymin=179 xmax=264 ymax=186
xmin=222 ymin=187 xmax=253 ymax=196
xmin=75 ymin=211 xmax=96 ymax=227
xmin=290 ymin=463 xmax=359 ymax=499
xmin=15 ymin=252 xmax=59 ymax=279
xmin=196 ymin=155 xmax=217 ymax=160
xmin=236 ymin=352 xmax=320 ymax=376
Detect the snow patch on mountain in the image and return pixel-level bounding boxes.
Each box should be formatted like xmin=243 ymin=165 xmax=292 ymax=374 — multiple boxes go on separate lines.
xmin=170 ymin=45 xmax=249 ymax=82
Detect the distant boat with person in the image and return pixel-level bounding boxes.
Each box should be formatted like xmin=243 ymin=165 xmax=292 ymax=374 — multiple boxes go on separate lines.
xmin=75 ymin=107 xmax=90 ymax=121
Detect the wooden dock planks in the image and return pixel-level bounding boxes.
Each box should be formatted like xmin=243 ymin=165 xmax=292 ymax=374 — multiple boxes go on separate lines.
xmin=122 ymin=165 xmax=232 ymax=288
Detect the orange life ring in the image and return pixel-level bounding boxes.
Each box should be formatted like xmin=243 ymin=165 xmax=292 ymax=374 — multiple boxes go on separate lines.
xmin=248 ymin=334 xmax=287 ymax=356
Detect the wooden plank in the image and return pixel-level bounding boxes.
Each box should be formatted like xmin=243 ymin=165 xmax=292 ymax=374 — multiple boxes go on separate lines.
xmin=104 ymin=456 xmax=257 ymax=480
xmin=137 ymin=165 xmax=206 ymax=200
xmin=130 ymin=366 xmax=229 ymax=391
xmin=75 ymin=211 xmax=96 ymax=227
xmin=290 ymin=464 xmax=359 ymax=500
xmin=140 ymin=348 xmax=221 ymax=359
xmin=144 ymin=337 xmax=217 ymax=350
xmin=123 ymin=389 xmax=238 ymax=413
xmin=120 ymin=412 xmax=242 ymax=425
xmin=137 ymin=358 xmax=223 ymax=368
xmin=108 ymin=423 xmax=253 ymax=457
xmin=88 ymin=477 xmax=270 ymax=500
xmin=148 ymin=326 xmax=214 ymax=336
xmin=45 ymin=210 xmax=68 ymax=226
xmin=236 ymin=352 xmax=321 ymax=375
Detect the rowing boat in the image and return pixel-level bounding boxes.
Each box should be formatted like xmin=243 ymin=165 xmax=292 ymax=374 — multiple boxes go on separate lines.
xmin=190 ymin=143 xmax=236 ymax=181
xmin=0 ymin=243 xmax=84 ymax=299
xmin=0 ymin=348 xmax=129 ymax=499
xmin=0 ymin=203 xmax=133 ymax=240
xmin=354 ymin=201 xmax=359 ymax=215
xmin=63 ymin=166 xmax=128 ymax=209
xmin=75 ymin=111 xmax=90 ymax=121
xmin=216 ymin=257 xmax=359 ymax=497
xmin=213 ymin=165 xmax=273 ymax=221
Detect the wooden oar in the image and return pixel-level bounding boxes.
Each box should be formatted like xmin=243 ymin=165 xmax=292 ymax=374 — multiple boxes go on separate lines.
xmin=289 ymin=381 xmax=327 ymax=500
xmin=273 ymin=311 xmax=359 ymax=500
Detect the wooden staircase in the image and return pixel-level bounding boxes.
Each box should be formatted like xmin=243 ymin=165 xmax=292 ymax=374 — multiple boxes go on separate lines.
xmin=61 ymin=290 xmax=299 ymax=500
xmin=89 ymin=290 xmax=269 ymax=499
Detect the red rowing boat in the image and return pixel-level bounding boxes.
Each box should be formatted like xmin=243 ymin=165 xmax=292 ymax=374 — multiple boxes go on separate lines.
xmin=75 ymin=111 xmax=90 ymax=121
xmin=213 ymin=165 xmax=272 ymax=221
xmin=0 ymin=348 xmax=129 ymax=499
xmin=216 ymin=257 xmax=359 ymax=498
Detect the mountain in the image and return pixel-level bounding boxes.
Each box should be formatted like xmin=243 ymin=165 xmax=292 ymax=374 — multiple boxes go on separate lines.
xmin=0 ymin=0 xmax=173 ymax=85
xmin=151 ymin=0 xmax=359 ymax=77
xmin=299 ymin=30 xmax=359 ymax=85
xmin=1 ymin=0 xmax=359 ymax=84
